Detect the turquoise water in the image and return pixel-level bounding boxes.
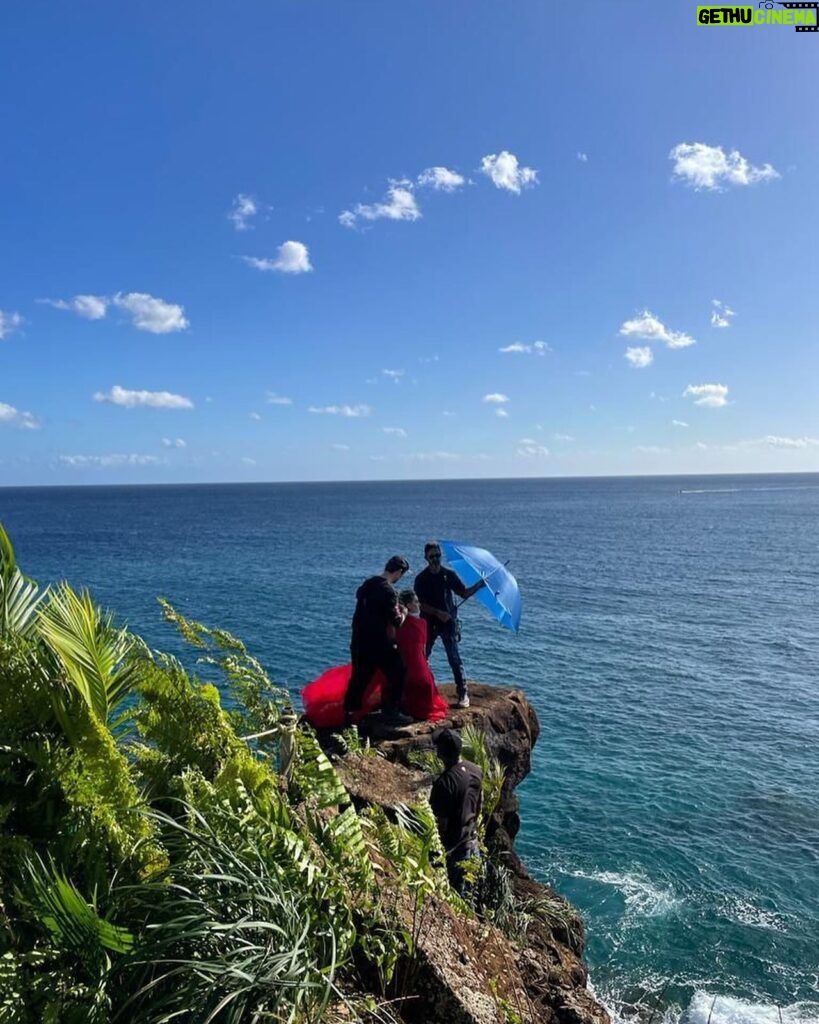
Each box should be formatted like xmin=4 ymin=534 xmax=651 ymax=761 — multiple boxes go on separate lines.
xmin=2 ymin=476 xmax=817 ymax=1024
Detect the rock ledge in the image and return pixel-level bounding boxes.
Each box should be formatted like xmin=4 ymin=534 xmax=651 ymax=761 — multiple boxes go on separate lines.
xmin=336 ymin=682 xmax=610 ymax=1024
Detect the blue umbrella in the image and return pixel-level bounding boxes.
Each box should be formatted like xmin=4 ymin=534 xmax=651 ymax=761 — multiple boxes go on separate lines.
xmin=439 ymin=539 xmax=522 ymax=633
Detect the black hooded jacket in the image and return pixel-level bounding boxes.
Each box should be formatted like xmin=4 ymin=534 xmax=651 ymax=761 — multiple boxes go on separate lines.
xmin=351 ymin=575 xmax=402 ymax=649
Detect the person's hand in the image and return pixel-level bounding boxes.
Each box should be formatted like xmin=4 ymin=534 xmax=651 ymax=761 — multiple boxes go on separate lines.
xmin=438 ymin=610 xmax=451 ymax=623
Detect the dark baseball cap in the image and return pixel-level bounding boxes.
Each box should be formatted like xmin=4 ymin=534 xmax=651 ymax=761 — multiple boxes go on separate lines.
xmin=385 ymin=555 xmax=410 ymax=574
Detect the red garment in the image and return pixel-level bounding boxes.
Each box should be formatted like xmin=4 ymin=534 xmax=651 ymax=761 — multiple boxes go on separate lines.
xmin=301 ymin=665 xmax=381 ymax=729
xmin=395 ymin=615 xmax=449 ymax=722
xmin=301 ymin=616 xmax=448 ymax=728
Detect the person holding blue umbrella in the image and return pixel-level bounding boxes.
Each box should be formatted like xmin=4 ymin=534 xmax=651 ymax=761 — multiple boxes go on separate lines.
xmin=414 ymin=540 xmax=486 ymax=709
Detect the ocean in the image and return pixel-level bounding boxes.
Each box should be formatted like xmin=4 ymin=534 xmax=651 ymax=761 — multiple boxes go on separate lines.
xmin=1 ymin=475 xmax=817 ymax=1024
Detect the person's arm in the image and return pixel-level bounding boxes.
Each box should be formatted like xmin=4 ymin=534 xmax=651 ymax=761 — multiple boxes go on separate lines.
xmin=390 ymin=595 xmax=406 ymax=629
xmin=379 ymin=581 xmax=405 ymax=629
xmin=430 ymin=776 xmax=452 ymax=848
xmin=447 ymin=570 xmax=486 ymax=602
xmin=419 ymin=601 xmax=450 ymax=622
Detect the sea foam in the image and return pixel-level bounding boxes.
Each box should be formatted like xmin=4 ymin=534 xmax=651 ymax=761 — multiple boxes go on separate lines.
xmin=687 ymin=992 xmax=819 ymax=1024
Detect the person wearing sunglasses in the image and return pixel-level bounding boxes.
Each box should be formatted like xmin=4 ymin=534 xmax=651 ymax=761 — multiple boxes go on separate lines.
xmin=414 ymin=542 xmax=485 ymax=709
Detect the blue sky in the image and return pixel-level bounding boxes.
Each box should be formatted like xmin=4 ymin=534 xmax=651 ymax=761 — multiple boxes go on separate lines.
xmin=1 ymin=0 xmax=818 ymax=484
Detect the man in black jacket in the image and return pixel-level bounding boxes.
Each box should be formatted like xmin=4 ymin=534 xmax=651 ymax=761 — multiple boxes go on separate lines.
xmin=430 ymin=728 xmax=483 ymax=894
xmin=345 ymin=555 xmax=413 ymax=726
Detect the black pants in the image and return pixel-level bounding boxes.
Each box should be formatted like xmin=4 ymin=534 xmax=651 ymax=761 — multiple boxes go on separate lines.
xmin=446 ymin=840 xmax=480 ymax=897
xmin=344 ymin=640 xmax=405 ymax=713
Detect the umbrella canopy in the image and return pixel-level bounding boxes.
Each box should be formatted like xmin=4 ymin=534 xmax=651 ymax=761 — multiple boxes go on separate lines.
xmin=439 ymin=540 xmax=521 ymax=633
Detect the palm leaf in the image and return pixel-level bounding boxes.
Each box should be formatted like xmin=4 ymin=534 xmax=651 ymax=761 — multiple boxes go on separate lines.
xmin=21 ymin=856 xmax=134 ymax=956
xmin=0 ymin=523 xmax=47 ymax=639
xmin=38 ymin=584 xmax=138 ymax=727
xmin=290 ymin=729 xmax=348 ymax=809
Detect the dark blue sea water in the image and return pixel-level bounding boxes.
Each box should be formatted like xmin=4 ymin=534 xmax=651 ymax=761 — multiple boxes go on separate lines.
xmin=2 ymin=476 xmax=818 ymax=1024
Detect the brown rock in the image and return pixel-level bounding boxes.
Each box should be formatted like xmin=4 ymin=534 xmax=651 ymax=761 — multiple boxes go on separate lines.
xmin=332 ymin=682 xmax=609 ymax=1024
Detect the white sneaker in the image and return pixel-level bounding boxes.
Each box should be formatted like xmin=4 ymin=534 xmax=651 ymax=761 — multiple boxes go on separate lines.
xmin=456 ymin=696 xmax=470 ymax=709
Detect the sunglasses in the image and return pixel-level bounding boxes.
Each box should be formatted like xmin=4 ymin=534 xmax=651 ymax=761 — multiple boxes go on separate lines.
xmin=428 ymin=552 xmax=442 ymax=560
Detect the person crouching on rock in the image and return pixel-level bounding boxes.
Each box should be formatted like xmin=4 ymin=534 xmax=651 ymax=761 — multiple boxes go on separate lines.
xmin=430 ymin=728 xmax=483 ymax=895
xmin=345 ymin=555 xmax=414 ymax=727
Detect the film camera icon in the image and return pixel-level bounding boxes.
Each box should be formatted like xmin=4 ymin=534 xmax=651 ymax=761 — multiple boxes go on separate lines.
xmin=760 ymin=0 xmax=819 ymax=31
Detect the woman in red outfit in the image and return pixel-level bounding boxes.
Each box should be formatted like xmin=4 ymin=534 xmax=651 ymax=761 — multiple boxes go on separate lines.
xmin=394 ymin=589 xmax=449 ymax=722
xmin=301 ymin=589 xmax=448 ymax=728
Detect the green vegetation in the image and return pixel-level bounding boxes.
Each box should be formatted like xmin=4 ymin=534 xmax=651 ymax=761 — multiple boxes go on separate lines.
xmin=0 ymin=523 xmax=552 ymax=1022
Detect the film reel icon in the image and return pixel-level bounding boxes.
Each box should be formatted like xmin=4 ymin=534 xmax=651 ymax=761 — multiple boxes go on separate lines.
xmin=774 ymin=1 xmax=819 ymax=30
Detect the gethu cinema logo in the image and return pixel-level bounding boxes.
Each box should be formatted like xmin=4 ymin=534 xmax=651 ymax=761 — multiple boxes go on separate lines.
xmin=697 ymin=2 xmax=819 ymax=29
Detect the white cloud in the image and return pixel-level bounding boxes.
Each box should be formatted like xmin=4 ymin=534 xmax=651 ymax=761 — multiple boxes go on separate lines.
xmin=553 ymin=433 xmax=574 ymax=441
xmin=499 ymin=340 xmax=551 ymax=355
xmin=0 ymin=402 xmax=39 ymax=429
xmin=517 ymin=441 xmax=549 ymax=457
xmin=243 ymin=240 xmax=312 ymax=274
xmin=93 ymin=385 xmax=194 ymax=409
xmin=0 ymin=311 xmax=24 ymax=339
xmin=577 ymin=152 xmax=588 ymax=163
xmin=382 ymin=369 xmax=404 ymax=382
xmin=670 ymin=142 xmax=779 ymax=191
xmin=228 ymin=193 xmax=259 ymax=231
xmin=634 ymin=445 xmax=670 ymax=455
xmin=495 ymin=408 xmax=509 ymax=418
xmin=44 ymin=292 xmax=190 ymax=331
xmin=442 ymin=410 xmax=456 ymax=418
xmin=241 ymin=457 xmax=256 ymax=466
xmin=405 ymin=451 xmax=459 ymax=462
xmin=711 ymin=299 xmax=736 ymax=328
xmin=113 ymin=292 xmax=189 ymax=334
xmin=59 ymin=453 xmax=160 ymax=467
xmin=480 ymin=151 xmax=538 ymax=194
xmin=689 ymin=436 xmax=817 ymax=453
xmin=249 ymin=412 xmax=262 ymax=421
xmin=266 ymin=392 xmax=293 ymax=405
xmin=339 ymin=182 xmax=420 ymax=228
xmin=417 ymin=166 xmax=465 ymax=192
xmin=671 ymin=420 xmax=689 ymax=428
xmin=308 ymin=404 xmax=371 ymax=417
xmin=761 ymin=435 xmax=819 ymax=449
xmin=625 ymin=346 xmax=654 ymax=368
xmin=331 ymin=443 xmax=350 ymax=451
xmin=619 ymin=310 xmax=696 ymax=349
xmin=383 ymin=427 xmax=407 ymax=437
xmin=161 ymin=437 xmax=187 ymax=447
xmin=683 ymin=383 xmax=729 ymax=408
xmin=42 ymin=295 xmax=108 ymax=320
xmin=482 ymin=393 xmax=509 ymax=404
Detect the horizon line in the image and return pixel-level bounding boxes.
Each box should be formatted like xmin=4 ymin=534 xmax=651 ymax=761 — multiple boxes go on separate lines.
xmin=3 ymin=468 xmax=819 ymax=491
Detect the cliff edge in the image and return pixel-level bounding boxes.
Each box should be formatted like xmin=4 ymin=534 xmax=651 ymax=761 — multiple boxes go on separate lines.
xmin=335 ymin=682 xmax=611 ymax=1024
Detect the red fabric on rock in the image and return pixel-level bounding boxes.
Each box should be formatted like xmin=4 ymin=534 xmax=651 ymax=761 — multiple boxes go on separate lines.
xmin=301 ymin=664 xmax=382 ymax=728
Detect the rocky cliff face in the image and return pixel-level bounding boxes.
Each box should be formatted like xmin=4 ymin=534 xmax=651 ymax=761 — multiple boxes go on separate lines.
xmin=336 ymin=683 xmax=610 ymax=1024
